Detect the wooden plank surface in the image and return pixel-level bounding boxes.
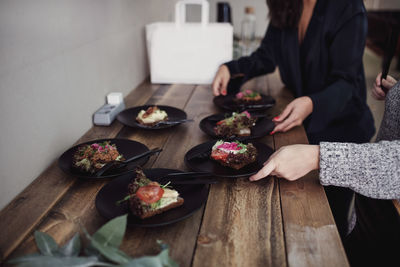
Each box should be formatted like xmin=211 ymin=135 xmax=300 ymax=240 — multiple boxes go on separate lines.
xmin=0 ymin=79 xmax=160 ymax=262
xmin=119 ymin=85 xmax=216 ymax=267
xmin=266 ymin=70 xmax=349 ymax=267
xmin=5 ymin=83 xmax=197 ymax=263
xmin=192 ymin=80 xmax=287 ymax=267
xmin=1 ymin=74 xmax=349 ymax=267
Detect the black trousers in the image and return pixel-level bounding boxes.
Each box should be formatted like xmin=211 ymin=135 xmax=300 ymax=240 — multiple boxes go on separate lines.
xmin=324 ymin=185 xmax=354 ymax=239
xmin=344 ymin=194 xmax=400 ymax=267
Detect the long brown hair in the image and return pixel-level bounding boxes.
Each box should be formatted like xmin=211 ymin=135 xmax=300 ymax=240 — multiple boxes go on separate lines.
xmin=266 ymin=0 xmax=303 ymax=29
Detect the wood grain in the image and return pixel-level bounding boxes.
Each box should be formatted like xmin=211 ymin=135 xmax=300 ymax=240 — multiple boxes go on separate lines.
xmin=4 ymin=83 xmax=197 ymax=265
xmin=192 ymin=80 xmax=287 ymax=267
xmin=0 ymin=80 xmax=162 ymax=262
xmin=1 ymin=75 xmax=350 ymax=267
xmin=119 ymin=85 xmax=216 ymax=267
xmin=268 ymin=71 xmax=349 ymax=267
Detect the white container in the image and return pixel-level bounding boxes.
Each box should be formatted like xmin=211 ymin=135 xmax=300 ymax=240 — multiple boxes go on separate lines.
xmin=146 ymin=0 xmax=233 ymax=84
xmin=240 ymin=6 xmax=256 ymax=56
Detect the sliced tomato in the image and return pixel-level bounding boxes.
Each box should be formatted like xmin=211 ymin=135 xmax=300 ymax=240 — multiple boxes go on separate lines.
xmin=216 ymin=120 xmax=224 ymax=125
xmin=211 ymin=150 xmax=229 ymax=161
xmin=136 ymin=185 xmax=164 ymax=204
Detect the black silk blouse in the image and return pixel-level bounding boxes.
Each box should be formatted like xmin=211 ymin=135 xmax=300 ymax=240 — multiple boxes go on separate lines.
xmin=225 ymin=0 xmax=375 ymax=144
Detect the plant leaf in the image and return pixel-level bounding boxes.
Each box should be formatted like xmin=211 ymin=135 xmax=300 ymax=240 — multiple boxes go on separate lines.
xmin=34 ymin=231 xmax=59 ymax=256
xmin=90 ymin=238 xmax=131 ymax=265
xmin=118 ymin=242 xmax=178 ymax=267
xmin=91 ymin=214 xmax=127 ymax=248
xmin=60 ymin=233 xmax=81 ymax=257
xmin=8 ymin=253 xmax=41 ymax=264
xmin=9 ymin=255 xmax=107 ymax=267
xmin=118 ymin=256 xmax=164 ymax=267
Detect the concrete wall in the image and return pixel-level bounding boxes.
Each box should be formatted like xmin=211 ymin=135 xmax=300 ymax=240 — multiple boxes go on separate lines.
xmin=0 ymin=0 xmax=177 ymax=210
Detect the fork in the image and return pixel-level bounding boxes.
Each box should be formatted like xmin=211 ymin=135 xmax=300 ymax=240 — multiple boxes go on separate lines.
xmin=154 ymin=119 xmax=194 ymax=126
xmin=95 ymin=148 xmax=162 ymax=177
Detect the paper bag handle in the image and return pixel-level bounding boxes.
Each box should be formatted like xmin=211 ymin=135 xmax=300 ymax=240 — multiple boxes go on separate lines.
xmin=175 ymin=0 xmax=209 ymax=27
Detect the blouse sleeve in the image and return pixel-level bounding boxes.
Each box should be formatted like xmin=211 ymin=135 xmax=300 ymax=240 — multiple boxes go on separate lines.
xmin=307 ymin=10 xmax=367 ymax=133
xmin=319 ymin=141 xmax=400 ymax=199
xmin=224 ymin=24 xmax=277 ymax=85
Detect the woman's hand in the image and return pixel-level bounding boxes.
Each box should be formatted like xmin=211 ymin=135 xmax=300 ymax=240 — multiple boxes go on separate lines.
xmin=212 ymin=65 xmax=230 ymax=96
xmin=249 ymin=144 xmax=320 ymax=181
xmin=271 ymin=96 xmax=313 ymax=134
xmin=372 ymin=72 xmax=397 ymax=100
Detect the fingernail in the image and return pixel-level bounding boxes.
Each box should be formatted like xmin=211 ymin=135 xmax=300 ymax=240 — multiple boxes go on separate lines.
xmin=273 ymin=116 xmax=279 ymax=121
xmin=269 ymin=131 xmax=275 ymax=135
xmin=222 ymin=90 xmax=227 ymax=95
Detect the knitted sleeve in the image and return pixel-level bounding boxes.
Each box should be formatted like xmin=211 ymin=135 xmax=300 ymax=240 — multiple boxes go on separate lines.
xmin=319 ymin=141 xmax=400 ymax=199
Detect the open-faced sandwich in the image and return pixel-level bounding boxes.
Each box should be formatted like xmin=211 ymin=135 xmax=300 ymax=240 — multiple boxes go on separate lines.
xmin=214 ymin=111 xmax=256 ymax=137
xmin=210 ymin=140 xmax=257 ymax=169
xmin=235 ymin=89 xmax=262 ymax=104
xmin=72 ymin=141 xmax=124 ymax=174
xmin=127 ymin=168 xmax=184 ymax=219
xmin=136 ymin=106 xmax=168 ymax=126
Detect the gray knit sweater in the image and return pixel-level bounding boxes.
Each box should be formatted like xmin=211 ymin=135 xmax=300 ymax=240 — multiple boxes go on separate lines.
xmin=319 ymin=81 xmax=400 ymax=199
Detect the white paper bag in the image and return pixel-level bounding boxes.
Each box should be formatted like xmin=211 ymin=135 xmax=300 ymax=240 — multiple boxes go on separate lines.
xmin=146 ymin=0 xmax=233 ymax=84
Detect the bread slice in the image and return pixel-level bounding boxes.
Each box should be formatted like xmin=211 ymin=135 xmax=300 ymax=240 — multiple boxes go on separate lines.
xmin=128 ymin=168 xmax=184 ymax=219
xmin=136 ymin=106 xmax=168 ymax=126
xmin=213 ymin=111 xmax=256 ymax=138
xmin=136 ymin=116 xmax=168 ymax=127
xmin=211 ymin=141 xmax=258 ymax=169
xmin=130 ymin=196 xmax=184 ymax=219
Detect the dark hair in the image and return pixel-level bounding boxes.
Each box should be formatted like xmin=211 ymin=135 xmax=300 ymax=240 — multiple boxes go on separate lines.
xmin=266 ymin=0 xmax=303 ymax=29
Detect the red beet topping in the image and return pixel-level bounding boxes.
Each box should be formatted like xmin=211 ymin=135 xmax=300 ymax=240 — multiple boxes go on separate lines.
xmin=217 ymin=142 xmax=242 ymax=151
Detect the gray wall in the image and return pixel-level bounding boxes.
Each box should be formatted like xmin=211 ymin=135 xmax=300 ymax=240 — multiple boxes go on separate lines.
xmin=0 ymin=0 xmax=177 ymax=210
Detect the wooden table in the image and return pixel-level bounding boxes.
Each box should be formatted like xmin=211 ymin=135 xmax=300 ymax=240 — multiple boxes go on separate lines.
xmin=0 ymin=72 xmax=349 ymax=267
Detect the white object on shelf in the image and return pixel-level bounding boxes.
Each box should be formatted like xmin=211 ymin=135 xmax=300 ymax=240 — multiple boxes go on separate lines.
xmin=93 ymin=93 xmax=125 ymax=126
xmin=107 ymin=92 xmax=124 ymax=105
xmin=240 ymin=6 xmax=256 ymax=56
xmin=146 ymin=0 xmax=233 ymax=84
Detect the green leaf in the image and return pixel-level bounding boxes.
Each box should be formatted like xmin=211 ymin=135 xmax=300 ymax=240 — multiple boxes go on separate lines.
xmin=119 ymin=256 xmax=164 ymax=267
xmin=9 ymin=255 xmax=107 ymax=267
xmin=90 ymin=238 xmax=131 ymax=265
xmin=59 ymin=233 xmax=81 ymax=257
xmin=92 ymin=214 xmax=127 ymax=248
xmin=118 ymin=242 xmax=178 ymax=267
xmin=8 ymin=253 xmax=41 ymax=264
xmin=34 ymin=231 xmax=59 ymax=256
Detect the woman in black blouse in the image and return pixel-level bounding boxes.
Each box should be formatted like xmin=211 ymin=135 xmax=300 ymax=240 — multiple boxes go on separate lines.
xmin=212 ymin=0 xmax=375 ymax=238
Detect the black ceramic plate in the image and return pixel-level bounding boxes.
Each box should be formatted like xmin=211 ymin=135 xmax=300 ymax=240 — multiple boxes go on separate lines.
xmin=199 ymin=112 xmax=275 ymax=140
xmin=58 ymin=138 xmax=149 ymax=179
xmin=95 ymin=168 xmax=209 ymax=227
xmin=184 ymin=140 xmax=273 ymax=178
xmin=213 ymin=94 xmax=275 ymax=111
xmin=117 ymin=105 xmax=187 ymax=129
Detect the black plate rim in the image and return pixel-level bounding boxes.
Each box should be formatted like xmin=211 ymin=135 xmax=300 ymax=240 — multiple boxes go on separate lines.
xmin=58 ymin=138 xmax=149 ymax=179
xmin=117 ymin=105 xmax=188 ymax=130
xmin=213 ymin=93 xmax=275 ymax=111
xmin=95 ymin=168 xmax=209 ymax=227
xmin=184 ymin=140 xmax=273 ymax=178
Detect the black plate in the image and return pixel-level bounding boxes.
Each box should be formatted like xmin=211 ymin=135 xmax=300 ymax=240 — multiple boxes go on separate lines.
xmin=213 ymin=94 xmax=275 ymax=111
xmin=95 ymin=168 xmax=209 ymax=227
xmin=117 ymin=105 xmax=187 ymax=129
xmin=199 ymin=112 xmax=275 ymax=140
xmin=58 ymin=138 xmax=149 ymax=179
xmin=184 ymin=140 xmax=273 ymax=178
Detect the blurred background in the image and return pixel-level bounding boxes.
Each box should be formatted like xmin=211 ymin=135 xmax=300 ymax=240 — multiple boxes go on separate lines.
xmin=0 ymin=0 xmax=399 ymax=210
